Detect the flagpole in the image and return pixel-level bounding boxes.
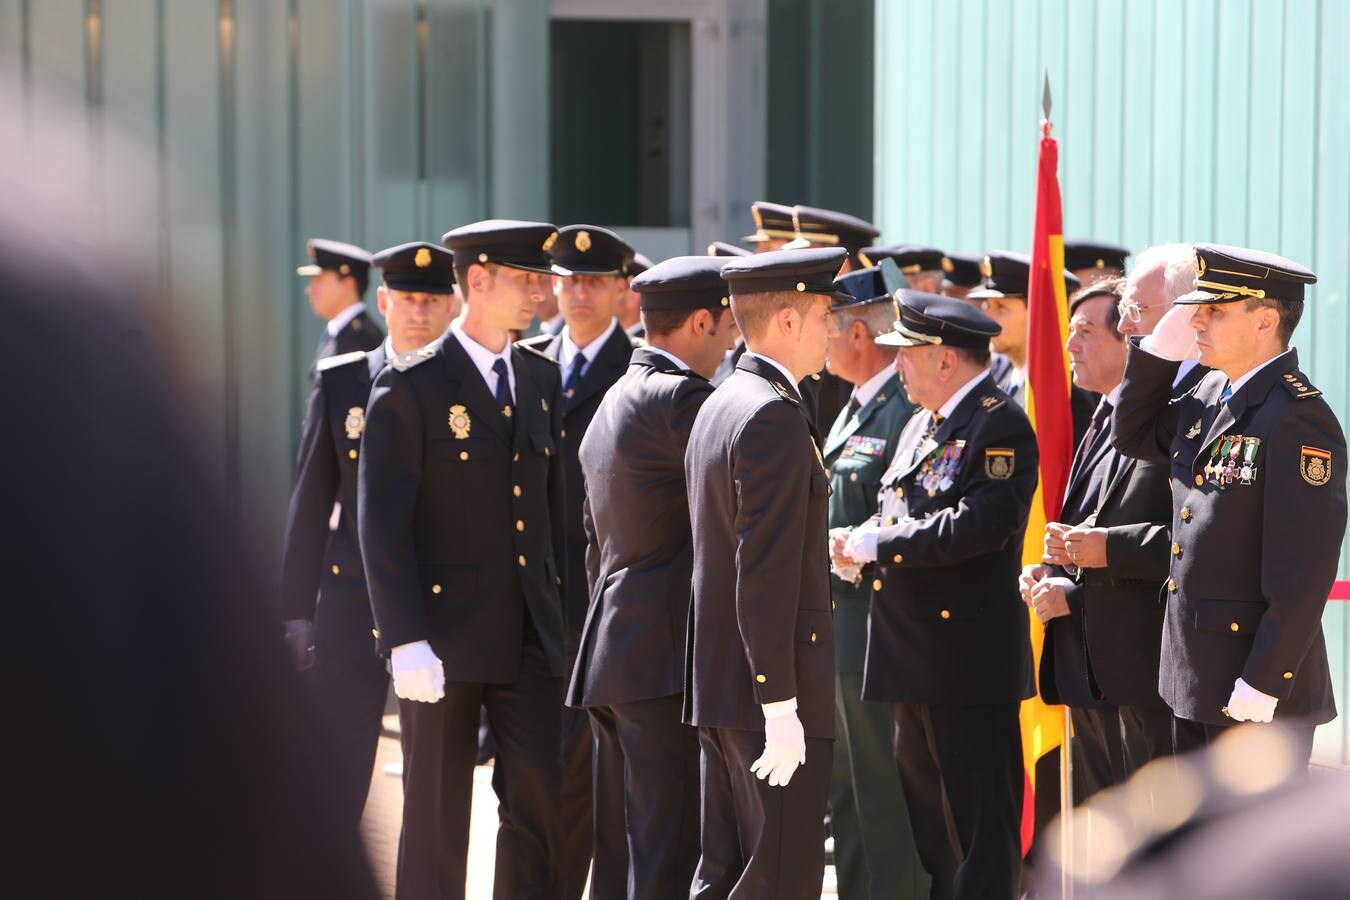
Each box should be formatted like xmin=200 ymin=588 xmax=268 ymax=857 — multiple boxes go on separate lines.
xmin=1039 ymin=70 xmax=1076 ymax=900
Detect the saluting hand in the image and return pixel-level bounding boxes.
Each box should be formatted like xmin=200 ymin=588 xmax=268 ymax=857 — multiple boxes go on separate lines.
xmin=1141 ymin=303 xmax=1199 ymax=362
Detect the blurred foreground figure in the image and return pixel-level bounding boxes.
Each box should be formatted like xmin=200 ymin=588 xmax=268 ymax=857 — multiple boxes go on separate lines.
xmin=0 ymin=80 xmax=378 ymax=899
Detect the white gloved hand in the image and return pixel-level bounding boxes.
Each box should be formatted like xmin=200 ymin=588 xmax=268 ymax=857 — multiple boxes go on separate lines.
xmin=1224 ymin=677 xmax=1278 ymax=723
xmin=843 ymin=521 xmax=880 ymax=564
xmin=1140 ymin=303 xmax=1199 ymax=361
xmin=390 ymin=640 xmax=445 ymax=703
xmin=751 ymin=700 xmax=806 ymax=787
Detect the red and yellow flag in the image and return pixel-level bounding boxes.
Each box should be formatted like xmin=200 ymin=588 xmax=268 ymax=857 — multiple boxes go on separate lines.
xmin=1017 ymin=118 xmax=1075 ymax=853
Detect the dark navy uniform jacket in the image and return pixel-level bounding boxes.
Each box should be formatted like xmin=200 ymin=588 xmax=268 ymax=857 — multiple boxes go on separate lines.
xmin=358 ymin=333 xmax=569 ymax=682
xmin=1112 ymin=342 xmax=1345 ymax=726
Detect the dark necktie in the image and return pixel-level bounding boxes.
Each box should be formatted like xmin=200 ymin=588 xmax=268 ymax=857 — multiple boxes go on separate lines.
xmin=564 ymin=353 xmax=586 ymax=405
xmin=1082 ymin=399 xmax=1113 ymax=456
xmin=846 ymin=396 xmax=862 ymax=420
xmin=1220 ymin=382 xmax=1233 ymax=404
xmin=924 ymin=412 xmax=945 ymax=443
xmin=492 ymin=358 xmax=513 ymax=411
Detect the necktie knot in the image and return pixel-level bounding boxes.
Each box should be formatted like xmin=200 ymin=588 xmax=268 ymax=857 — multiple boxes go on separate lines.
xmin=1220 ymin=382 xmax=1233 ymax=404
xmin=924 ymin=413 xmax=945 ymax=441
xmin=846 ymin=395 xmax=862 ymax=420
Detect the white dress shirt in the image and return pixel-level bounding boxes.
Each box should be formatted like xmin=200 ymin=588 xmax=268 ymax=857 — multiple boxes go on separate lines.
xmin=644 ymin=345 xmax=692 ymax=371
xmin=326 ymin=302 xmax=366 ymax=337
xmin=560 ymin=317 xmax=621 ymax=381
xmin=850 ymin=364 xmax=895 ymax=412
xmin=450 ymin=319 xmax=515 ymax=402
xmin=746 ymin=351 xmax=800 ymax=398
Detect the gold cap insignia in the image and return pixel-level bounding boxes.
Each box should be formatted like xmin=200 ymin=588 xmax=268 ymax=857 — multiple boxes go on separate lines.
xmin=751 ymin=207 xmax=763 ymax=229
xmin=575 ymin=230 xmax=592 ymax=253
xmin=942 ymin=257 xmax=954 ymax=273
xmin=985 ymin=447 xmax=1015 ymax=479
xmin=339 ymin=263 xmax=351 ymax=275
xmin=344 ymin=407 xmax=366 ymax=440
xmin=980 ymin=256 xmax=993 ymax=278
xmin=414 ymin=247 xmax=432 ymax=268
xmin=448 ymin=404 xmax=472 ymax=440
xmin=542 ymin=231 xmax=558 ymax=252
xmin=1301 ymin=445 xmax=1332 ymax=486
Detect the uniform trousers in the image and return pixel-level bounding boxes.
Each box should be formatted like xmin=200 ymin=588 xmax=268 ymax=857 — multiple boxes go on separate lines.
xmin=395 ymin=643 xmax=563 ymax=900
xmin=587 ymin=694 xmax=700 ymax=899
xmin=560 ymin=638 xmax=593 ymax=900
xmin=691 ymin=727 xmax=833 ymax=899
xmin=893 ymin=702 xmax=1023 ymax=900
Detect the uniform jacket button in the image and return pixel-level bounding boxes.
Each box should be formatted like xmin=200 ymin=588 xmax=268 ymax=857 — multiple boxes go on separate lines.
xmin=940 ymin=609 xmax=951 ymax=620
xmin=516 ymin=520 xmax=525 ymax=532
xmin=1167 ymin=578 xmax=1177 ymax=592
xmin=1171 ymin=543 xmax=1182 ymax=557
xmin=872 ymin=578 xmax=883 ymax=591
xmin=518 ymin=555 xmax=527 ymax=567
xmin=756 ymin=674 xmax=767 ymax=683
xmin=849 ymin=472 xmax=858 ymax=482
xmin=1284 ymin=671 xmax=1294 ymax=679
xmin=809 ymin=632 xmax=817 ymax=643
xmin=513 ymin=485 xmax=522 ymax=497
xmin=1230 ymin=622 xmax=1240 ymax=632
xmin=893 ymin=554 xmax=903 ymax=563
xmin=1180 ymin=507 xmax=1191 ymax=521
xmin=1194 ymin=474 xmax=1204 ymax=486
xmin=331 ymin=564 xmax=340 ymax=575
xmin=348 ymin=449 xmax=358 ymax=460
xmin=459 ymin=451 xmax=469 ymax=461
xmin=432 ymin=584 xmax=442 ymax=594
xmin=371 ymin=629 xmax=379 ymax=639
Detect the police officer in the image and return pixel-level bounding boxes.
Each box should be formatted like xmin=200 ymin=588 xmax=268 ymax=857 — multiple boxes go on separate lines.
xmin=742 ymin=200 xmax=799 ymax=252
xmin=281 ymin=241 xmax=459 ymax=837
xmin=520 ymin=223 xmax=639 ymax=900
xmin=1063 ymin=239 xmax=1130 ymax=287
xmin=783 ymin=205 xmax=881 ymax=271
xmin=1112 ymin=243 xmax=1346 ymax=766
xmin=939 ymin=252 xmax=984 ymax=302
xmin=296 ymin=238 xmax=383 ymax=381
xmin=821 ymin=267 xmax=927 ymax=900
xmin=1019 ymin=279 xmax=1173 ymax=801
xmin=685 ymin=248 xmax=843 ymax=898
xmin=833 ymin=292 xmax=1038 ymax=900
xmin=360 ymin=220 xmax=568 ymax=899
xmin=567 ymin=256 xmax=736 ymax=899
xmin=858 ymin=244 xmax=946 ymax=294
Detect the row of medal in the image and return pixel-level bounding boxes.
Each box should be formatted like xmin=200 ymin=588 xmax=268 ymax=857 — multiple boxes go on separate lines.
xmin=1203 ymin=434 xmax=1261 ymax=486
xmin=920 ymin=440 xmax=966 ymax=496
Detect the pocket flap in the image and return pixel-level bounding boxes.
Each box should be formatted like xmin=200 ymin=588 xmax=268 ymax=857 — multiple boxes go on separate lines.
xmin=795 ymin=608 xmax=831 ymax=644
xmin=531 ymin=432 xmax=556 ymax=456
xmin=1194 ymin=597 xmax=1264 ymax=635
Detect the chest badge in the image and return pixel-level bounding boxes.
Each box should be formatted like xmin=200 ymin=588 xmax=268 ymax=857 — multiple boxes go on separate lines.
xmin=984 ymin=447 xmax=1015 ymax=480
xmin=1186 ymin=419 xmax=1202 ymax=439
xmin=344 ymin=407 xmax=366 ymax=440
xmin=1301 ymin=445 xmax=1332 ymax=487
xmin=448 ymin=404 xmax=472 ymax=439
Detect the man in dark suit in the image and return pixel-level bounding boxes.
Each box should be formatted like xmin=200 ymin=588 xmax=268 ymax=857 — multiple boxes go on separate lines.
xmin=1112 ymin=243 xmax=1346 ymax=767
xmin=833 ymin=291 xmax=1038 ymax=900
xmin=974 ymin=250 xmax=1096 ymax=445
xmin=280 ymin=241 xmax=459 ymax=838
xmin=567 ymin=256 xmax=737 ymax=899
xmin=297 ymin=238 xmax=383 ymax=382
xmin=1018 ymin=279 xmax=1172 ymax=802
xmin=360 ymin=220 xmax=568 ymax=900
xmin=685 ymin=247 xmax=844 ymax=898
xmin=821 ymin=267 xmax=927 ymax=900
xmin=519 ymin=223 xmax=639 ymax=900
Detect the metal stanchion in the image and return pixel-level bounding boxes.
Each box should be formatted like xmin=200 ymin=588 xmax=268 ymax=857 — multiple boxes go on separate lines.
xmin=1059 ymin=706 xmax=1074 ymax=899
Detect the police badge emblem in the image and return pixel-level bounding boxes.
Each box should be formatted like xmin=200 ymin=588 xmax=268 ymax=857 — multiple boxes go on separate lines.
xmin=345 ymin=407 xmax=366 ymax=440
xmin=984 ymin=447 xmax=1015 ymax=479
xmin=576 ymin=230 xmax=592 ymax=253
xmin=448 ymin=404 xmax=472 ymax=439
xmin=1300 ymin=445 xmax=1332 ymax=487
xmin=414 ymin=247 xmax=432 ymax=268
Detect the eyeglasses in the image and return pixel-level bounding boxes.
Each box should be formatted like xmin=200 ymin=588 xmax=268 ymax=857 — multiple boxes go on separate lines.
xmin=1117 ymin=298 xmax=1173 ymax=323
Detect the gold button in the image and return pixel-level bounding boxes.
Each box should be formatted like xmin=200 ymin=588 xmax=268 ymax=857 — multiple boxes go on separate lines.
xmin=884 ymin=517 xmax=895 ymax=526
xmin=371 ymin=629 xmax=379 ymax=638
xmin=872 ymin=578 xmax=883 ymax=591
xmin=849 ymin=472 xmax=858 ymax=482
xmin=811 ymin=372 xmax=821 ymax=381
xmin=460 ymin=451 xmax=469 ymax=461
xmin=513 ymin=452 xmax=520 ymax=462
xmin=896 ymin=487 xmax=904 ymax=499
xmin=1180 ymin=507 xmax=1190 ymax=521
xmin=795 ymin=282 xmax=806 ymax=292
xmin=1284 ymin=671 xmax=1294 ymax=680
xmin=349 ymin=449 xmax=358 ymax=460
xmin=810 ymin=632 xmax=817 ymax=643
xmin=893 ymin=554 xmax=903 ymax=564
xmin=940 ymin=609 xmax=951 ymax=620
xmin=516 ymin=520 xmax=525 ymax=532
xmin=432 ymin=584 xmax=442 ymax=594
xmin=331 ymin=564 xmax=340 ymax=575
xmin=478 ymin=252 xmax=489 ymax=263
xmin=1167 ymin=578 xmax=1177 ymax=592
xmin=1173 ymin=450 xmax=1180 ymax=458
xmin=518 ymin=555 xmax=527 ymax=567
xmin=1171 ymin=543 xmax=1181 ymax=556
xmin=756 ymin=674 xmax=767 ymax=683
xmin=513 ymin=485 xmax=522 ymax=497
xmin=1194 ymin=474 xmax=1204 ymax=486
xmin=832 ymin=600 xmax=837 ymax=610
xmin=561 ymin=429 xmax=567 ymax=439
xmin=1230 ymin=622 xmax=1240 ymax=632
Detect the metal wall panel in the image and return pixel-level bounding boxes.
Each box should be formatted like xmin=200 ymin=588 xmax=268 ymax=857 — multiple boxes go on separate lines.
xmin=875 ymin=0 xmax=1350 ymax=762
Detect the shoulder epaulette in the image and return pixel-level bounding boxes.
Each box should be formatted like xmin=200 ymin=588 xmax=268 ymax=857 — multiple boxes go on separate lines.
xmin=389 ymin=340 xmax=441 ymax=372
xmin=978 ymin=394 xmax=1007 ymax=412
xmin=1281 ymin=371 xmax=1322 ymax=400
xmin=770 ymin=380 xmax=801 ymax=407
xmin=316 ymin=349 xmax=367 ymax=373
xmin=515 ymin=340 xmax=560 ymax=365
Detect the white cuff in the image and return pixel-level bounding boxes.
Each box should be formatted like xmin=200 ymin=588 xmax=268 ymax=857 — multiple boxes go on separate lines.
xmin=761 ymin=697 xmax=798 ymax=719
xmin=844 ymin=525 xmax=879 ymax=563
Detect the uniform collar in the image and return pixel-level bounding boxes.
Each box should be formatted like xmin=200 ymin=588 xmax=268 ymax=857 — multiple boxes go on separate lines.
xmin=1228 ymin=349 xmax=1294 ymax=396
xmin=936 ymin=368 xmax=992 ymax=420
xmin=326 ymin=302 xmax=366 ymax=337
xmin=449 ymin=318 xmax=514 ymax=390
xmin=643 ymin=345 xmax=692 ymax=372
xmin=746 ymin=351 xmax=800 ymax=399
xmin=851 ymin=364 xmax=894 ymax=409
xmin=561 ymin=317 xmax=620 ymax=371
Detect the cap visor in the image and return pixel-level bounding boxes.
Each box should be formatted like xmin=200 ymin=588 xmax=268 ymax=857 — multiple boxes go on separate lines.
xmin=966 ymin=288 xmax=1023 ymax=301
xmin=497 ymin=261 xmax=557 ymax=276
xmin=296 ymin=264 xmax=323 ymax=276
xmin=1172 ymin=289 xmax=1227 ymax=305
xmin=781 ymin=238 xmax=813 ymax=251
xmin=875 ymin=330 xmax=926 ymax=348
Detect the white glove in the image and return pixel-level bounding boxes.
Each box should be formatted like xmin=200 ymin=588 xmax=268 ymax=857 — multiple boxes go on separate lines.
xmin=843 ymin=521 xmax=880 ymax=564
xmin=1224 ymin=677 xmax=1278 ymax=723
xmin=390 ymin=640 xmax=445 ymax=703
xmin=1140 ymin=303 xmax=1198 ymax=361
xmin=751 ymin=700 xmax=806 ymax=787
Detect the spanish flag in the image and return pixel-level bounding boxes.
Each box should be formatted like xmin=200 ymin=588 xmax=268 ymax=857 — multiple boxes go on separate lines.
xmin=1017 ymin=111 xmax=1075 ymax=853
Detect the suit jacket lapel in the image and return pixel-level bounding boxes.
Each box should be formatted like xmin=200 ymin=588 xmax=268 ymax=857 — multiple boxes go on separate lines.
xmin=364 ymin=343 xmax=387 ymax=384
xmin=1064 ymin=421 xmax=1114 ymax=510
xmin=441 ymin=333 xmax=511 ymax=443
xmin=895 ymin=374 xmax=991 ymax=482
xmin=509 ymin=344 xmax=549 ymax=451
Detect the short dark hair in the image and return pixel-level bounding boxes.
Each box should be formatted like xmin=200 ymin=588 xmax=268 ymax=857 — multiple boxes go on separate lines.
xmin=342 ymin=270 xmax=369 ymax=298
xmin=1245 ymin=296 xmax=1302 ymax=347
xmin=642 ymin=306 xmax=729 ymax=338
xmin=452 ymin=261 xmax=495 ymax=300
xmin=1069 ymin=276 xmax=1125 ymax=341
xmin=954 ymin=344 xmax=991 ymax=367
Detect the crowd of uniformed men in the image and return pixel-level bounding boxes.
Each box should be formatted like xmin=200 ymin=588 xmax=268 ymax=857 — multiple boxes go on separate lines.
xmin=280 ymin=198 xmax=1347 ymax=900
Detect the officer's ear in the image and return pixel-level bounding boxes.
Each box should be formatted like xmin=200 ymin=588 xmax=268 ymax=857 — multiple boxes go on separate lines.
xmin=376 ymin=284 xmax=390 ymax=317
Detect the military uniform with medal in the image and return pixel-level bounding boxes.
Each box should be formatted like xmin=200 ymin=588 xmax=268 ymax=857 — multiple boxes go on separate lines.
xmin=1112 ymin=243 xmax=1347 ymax=765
